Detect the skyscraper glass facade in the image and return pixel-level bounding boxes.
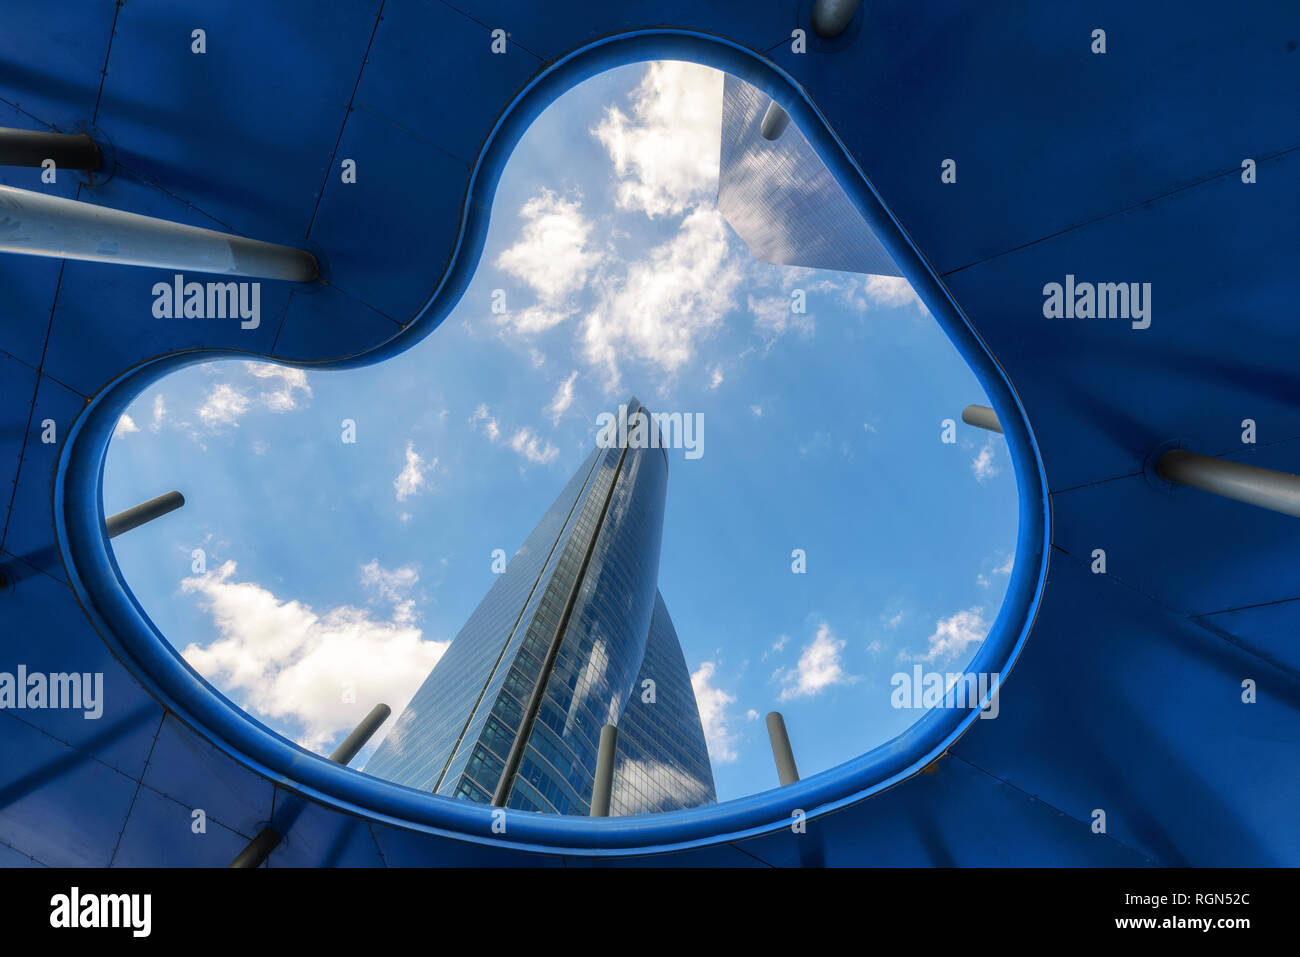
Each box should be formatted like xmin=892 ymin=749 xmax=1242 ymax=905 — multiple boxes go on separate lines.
xmin=716 ymin=73 xmax=901 ymax=277
xmin=364 ymin=399 xmax=716 ymax=815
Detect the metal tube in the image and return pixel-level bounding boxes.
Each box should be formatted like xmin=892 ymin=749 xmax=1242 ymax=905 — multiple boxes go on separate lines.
xmin=760 ymin=101 xmax=791 ymax=141
xmin=0 ymin=185 xmax=318 ymax=281
xmin=0 ymin=128 xmax=101 ymax=170
xmin=228 ymin=826 xmax=282 ymax=869
xmin=812 ymin=0 xmax=862 ymax=38
xmin=105 ymin=490 xmax=184 ymax=539
xmin=589 ymin=724 xmax=619 ymax=817
xmin=230 ymin=703 xmax=391 ymax=867
xmin=765 ymin=711 xmax=800 ymax=787
xmin=328 ymin=703 xmax=392 ymax=766
xmin=1157 ymin=449 xmax=1300 ymax=518
xmin=961 ymin=404 xmax=1003 ymax=434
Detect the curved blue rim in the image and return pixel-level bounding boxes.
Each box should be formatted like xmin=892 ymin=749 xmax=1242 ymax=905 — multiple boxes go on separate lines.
xmin=55 ymin=29 xmax=1050 ymax=856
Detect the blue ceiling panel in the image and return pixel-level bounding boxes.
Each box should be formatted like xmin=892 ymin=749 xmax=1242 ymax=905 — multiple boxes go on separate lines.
xmin=732 ymin=754 xmax=1152 ymax=867
xmin=272 ymin=285 xmax=402 ymax=364
xmin=940 ymin=148 xmax=1300 ymax=493
xmin=0 ymin=710 xmax=141 ymax=867
xmin=1196 ymin=598 xmax=1300 ymax=679
xmin=0 ymin=354 xmax=38 ymax=547
xmin=953 ymin=555 xmax=1300 ymax=865
xmin=3 ymin=374 xmax=86 ymax=581
xmin=439 ymin=0 xmax=793 ymax=63
xmin=141 ymin=713 xmax=276 ymax=841
xmin=767 ymin=1 xmax=1300 ymax=277
xmin=111 ymin=783 xmax=250 ymax=867
xmin=1051 ymin=438 xmax=1300 ymax=619
xmin=305 ymin=106 xmax=468 ymax=324
xmin=264 ymin=799 xmax=386 ymax=868
xmin=0 ymin=0 xmax=118 ymax=131
xmin=0 ymin=562 xmax=163 ymax=779
xmin=93 ymin=0 xmax=382 ymax=242
xmin=353 ymin=1 xmax=542 ymax=167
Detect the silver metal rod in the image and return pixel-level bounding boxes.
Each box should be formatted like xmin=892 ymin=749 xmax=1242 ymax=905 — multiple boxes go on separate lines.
xmin=961 ymin=404 xmax=1003 ymax=434
xmin=812 ymin=0 xmax=862 ymax=38
xmin=105 ymin=490 xmax=184 ymax=538
xmin=0 ymin=127 xmax=101 ymax=169
xmin=760 ymin=101 xmax=791 ymax=141
xmin=0 ymin=185 xmax=318 ymax=281
xmin=230 ymin=703 xmax=391 ymax=867
xmin=589 ymin=724 xmax=619 ymax=817
xmin=1157 ymin=449 xmax=1300 ymax=518
xmin=765 ymin=711 xmax=800 ymax=787
xmin=328 ymin=703 xmax=392 ymax=766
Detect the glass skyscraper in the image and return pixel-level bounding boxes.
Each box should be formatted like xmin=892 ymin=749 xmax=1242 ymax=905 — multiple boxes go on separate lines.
xmin=716 ymin=73 xmax=901 ymax=277
xmin=364 ymin=399 xmax=716 ymax=816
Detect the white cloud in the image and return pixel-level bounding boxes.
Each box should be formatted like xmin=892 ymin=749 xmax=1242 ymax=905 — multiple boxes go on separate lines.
xmin=861 ymin=275 xmax=929 ymax=314
xmin=581 ymin=207 xmax=743 ymax=389
xmin=749 ymin=293 xmax=815 ymax=344
xmin=882 ymin=613 xmax=903 ymax=629
xmin=917 ymin=607 xmax=990 ymax=663
xmin=993 ymin=554 xmax=1014 ymax=576
xmin=777 ymin=623 xmax=857 ymax=701
xmin=197 ymin=383 xmax=251 ymax=428
xmin=194 ymin=366 xmax=312 ymax=431
xmin=394 ymin=442 xmax=434 ymax=501
xmin=972 ymin=440 xmax=999 ymax=482
xmin=509 ymin=427 xmax=559 ymax=465
xmin=591 ymin=62 xmax=724 ymax=218
xmin=690 ymin=660 xmax=739 ymax=764
xmin=244 ymin=362 xmax=313 ymax=412
xmin=751 ymin=405 xmax=763 ymax=418
xmin=471 ymin=405 xmax=558 ymax=466
xmin=469 ymin=404 xmax=500 ymax=442
xmin=180 ymin=561 xmax=448 ymax=753
xmin=707 ymin=364 xmax=724 ymax=390
xmin=977 ymin=573 xmax=992 ymax=588
xmin=113 ymin=414 xmax=139 ymax=438
xmin=745 ymin=708 xmax=760 ymax=721
xmin=547 ymin=371 xmax=579 ymax=425
xmin=150 ymin=394 xmax=166 ymax=432
xmin=494 ymin=190 xmax=601 ymax=331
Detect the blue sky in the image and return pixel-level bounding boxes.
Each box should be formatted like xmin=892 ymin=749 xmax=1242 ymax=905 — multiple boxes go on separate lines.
xmin=103 ymin=62 xmax=1017 ymax=806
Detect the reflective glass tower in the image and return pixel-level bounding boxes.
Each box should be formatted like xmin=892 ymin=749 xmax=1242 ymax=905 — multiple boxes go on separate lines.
xmin=716 ymin=73 xmax=901 ymax=277
xmin=364 ymin=399 xmax=716 ymax=815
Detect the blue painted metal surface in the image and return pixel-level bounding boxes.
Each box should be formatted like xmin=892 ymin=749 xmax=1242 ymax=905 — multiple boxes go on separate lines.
xmin=1 ymin=0 xmax=1296 ymax=866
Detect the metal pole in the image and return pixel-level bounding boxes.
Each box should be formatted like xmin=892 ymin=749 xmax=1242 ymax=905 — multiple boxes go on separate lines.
xmin=1157 ymin=449 xmax=1300 ymax=518
xmin=328 ymin=703 xmax=392 ymax=765
xmin=105 ymin=490 xmax=185 ymax=539
xmin=0 ymin=185 xmax=318 ymax=281
xmin=961 ymin=404 xmax=1003 ymax=434
xmin=228 ymin=827 xmax=282 ymax=869
xmin=812 ymin=0 xmax=862 ymax=38
xmin=589 ymin=724 xmax=619 ymax=817
xmin=760 ymin=101 xmax=791 ymax=141
xmin=0 ymin=128 xmax=101 ymax=170
xmin=230 ymin=703 xmax=391 ymax=867
xmin=765 ymin=711 xmax=800 ymax=787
